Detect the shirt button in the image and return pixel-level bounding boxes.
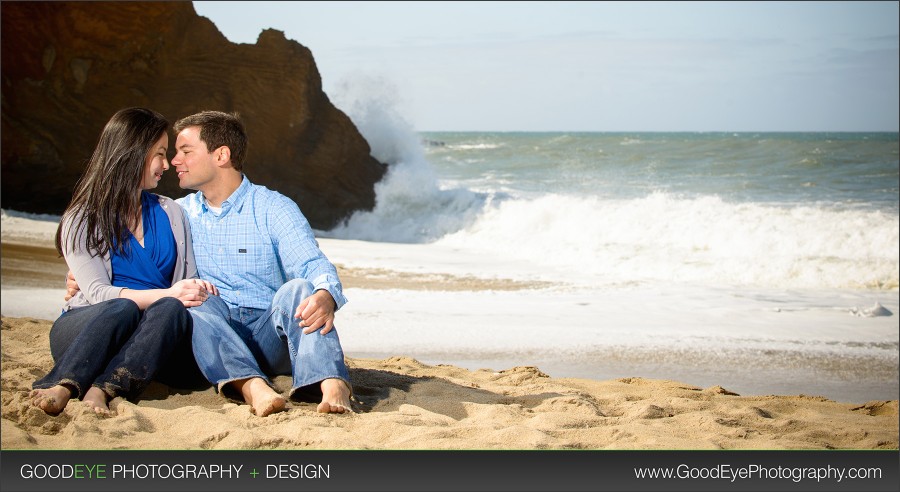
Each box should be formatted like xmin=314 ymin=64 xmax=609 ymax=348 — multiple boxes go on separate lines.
xmin=218 ymin=248 xmax=223 ymax=253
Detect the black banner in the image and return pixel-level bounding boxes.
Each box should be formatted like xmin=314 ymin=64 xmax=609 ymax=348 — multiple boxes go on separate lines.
xmin=1 ymin=449 xmax=897 ymax=492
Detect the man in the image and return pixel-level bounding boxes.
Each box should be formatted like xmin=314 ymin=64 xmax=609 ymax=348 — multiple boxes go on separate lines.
xmin=69 ymin=111 xmax=353 ymax=416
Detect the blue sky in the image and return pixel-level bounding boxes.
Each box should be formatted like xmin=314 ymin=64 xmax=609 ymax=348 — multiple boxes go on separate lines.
xmin=193 ymin=1 xmax=899 ymax=132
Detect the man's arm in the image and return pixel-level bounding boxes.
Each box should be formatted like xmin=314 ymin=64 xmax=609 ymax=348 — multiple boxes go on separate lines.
xmin=268 ymin=194 xmax=347 ymax=334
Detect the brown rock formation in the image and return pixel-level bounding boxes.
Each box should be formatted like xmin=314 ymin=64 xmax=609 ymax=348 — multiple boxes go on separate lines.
xmin=1 ymin=1 xmax=386 ymax=230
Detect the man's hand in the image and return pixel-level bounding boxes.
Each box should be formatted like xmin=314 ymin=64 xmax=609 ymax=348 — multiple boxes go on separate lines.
xmin=64 ymin=270 xmax=80 ymax=301
xmin=295 ymin=289 xmax=337 ymax=335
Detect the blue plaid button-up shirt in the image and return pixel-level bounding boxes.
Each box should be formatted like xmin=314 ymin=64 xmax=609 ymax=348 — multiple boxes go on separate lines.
xmin=177 ymin=176 xmax=347 ymax=311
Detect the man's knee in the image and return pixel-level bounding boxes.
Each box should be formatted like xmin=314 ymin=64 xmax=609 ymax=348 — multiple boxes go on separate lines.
xmin=189 ymin=294 xmax=228 ymax=318
xmin=274 ymin=279 xmax=315 ymax=308
xmin=188 ymin=295 xmax=230 ymax=334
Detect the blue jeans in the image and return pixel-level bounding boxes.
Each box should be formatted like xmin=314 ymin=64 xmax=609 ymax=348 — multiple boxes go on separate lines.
xmin=188 ymin=279 xmax=351 ymax=400
xmin=32 ymin=297 xmax=202 ymax=399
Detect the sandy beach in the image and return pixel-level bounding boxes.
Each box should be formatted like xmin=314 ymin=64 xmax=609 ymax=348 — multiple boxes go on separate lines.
xmin=1 ymin=212 xmax=897 ymax=450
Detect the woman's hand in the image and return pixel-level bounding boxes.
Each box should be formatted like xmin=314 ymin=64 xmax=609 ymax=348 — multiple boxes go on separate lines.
xmin=168 ymin=278 xmax=218 ymax=307
xmin=193 ymin=278 xmax=219 ymax=297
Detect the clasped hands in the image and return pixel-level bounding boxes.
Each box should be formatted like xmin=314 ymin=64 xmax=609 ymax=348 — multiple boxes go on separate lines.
xmin=168 ymin=278 xmax=218 ymax=307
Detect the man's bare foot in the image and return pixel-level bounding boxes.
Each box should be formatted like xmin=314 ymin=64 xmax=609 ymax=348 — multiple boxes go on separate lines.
xmin=234 ymin=377 xmax=286 ymax=417
xmin=30 ymin=385 xmax=72 ymax=415
xmin=82 ymin=387 xmax=111 ymax=416
xmin=317 ymin=378 xmax=353 ymax=414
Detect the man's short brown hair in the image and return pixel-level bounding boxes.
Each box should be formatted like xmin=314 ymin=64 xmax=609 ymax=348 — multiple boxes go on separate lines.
xmin=174 ymin=111 xmax=248 ymax=171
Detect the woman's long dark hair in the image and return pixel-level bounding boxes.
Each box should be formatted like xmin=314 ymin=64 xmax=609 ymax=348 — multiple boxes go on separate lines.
xmin=55 ymin=107 xmax=169 ymax=258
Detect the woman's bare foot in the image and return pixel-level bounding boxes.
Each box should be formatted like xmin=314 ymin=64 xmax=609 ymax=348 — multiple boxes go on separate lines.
xmin=30 ymin=385 xmax=73 ymax=415
xmin=234 ymin=377 xmax=286 ymax=417
xmin=82 ymin=387 xmax=111 ymax=416
xmin=317 ymin=378 xmax=353 ymax=414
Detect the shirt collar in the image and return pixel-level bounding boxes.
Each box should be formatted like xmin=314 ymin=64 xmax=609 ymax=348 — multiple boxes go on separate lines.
xmin=197 ymin=175 xmax=251 ymax=215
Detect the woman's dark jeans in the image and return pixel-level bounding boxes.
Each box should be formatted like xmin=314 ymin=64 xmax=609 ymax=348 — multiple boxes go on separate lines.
xmin=33 ymin=297 xmax=206 ymax=400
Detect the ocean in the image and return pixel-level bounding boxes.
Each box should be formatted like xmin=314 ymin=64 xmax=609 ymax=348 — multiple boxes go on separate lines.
xmin=329 ymin=131 xmax=899 ymax=292
xmin=318 ymin=121 xmax=899 ymax=402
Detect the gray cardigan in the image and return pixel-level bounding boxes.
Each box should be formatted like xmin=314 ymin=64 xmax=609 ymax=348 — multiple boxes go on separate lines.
xmin=61 ymin=194 xmax=197 ymax=311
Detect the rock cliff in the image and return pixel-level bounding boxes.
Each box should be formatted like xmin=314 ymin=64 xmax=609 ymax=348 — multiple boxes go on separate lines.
xmin=1 ymin=1 xmax=386 ymax=229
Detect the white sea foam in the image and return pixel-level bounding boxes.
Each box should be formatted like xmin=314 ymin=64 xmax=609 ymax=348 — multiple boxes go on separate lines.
xmin=445 ymin=143 xmax=504 ymax=150
xmin=328 ymin=75 xmax=489 ymax=242
xmin=435 ymin=192 xmax=900 ymax=290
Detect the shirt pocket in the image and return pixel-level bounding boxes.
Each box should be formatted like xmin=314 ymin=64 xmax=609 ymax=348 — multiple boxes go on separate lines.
xmin=228 ymin=240 xmax=277 ymax=286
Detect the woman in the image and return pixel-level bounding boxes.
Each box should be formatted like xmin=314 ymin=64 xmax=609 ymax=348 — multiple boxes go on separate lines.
xmin=31 ymin=107 xmax=217 ymax=416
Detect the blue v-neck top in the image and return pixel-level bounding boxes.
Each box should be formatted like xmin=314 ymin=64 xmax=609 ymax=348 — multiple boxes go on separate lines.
xmin=110 ymin=191 xmax=177 ymax=290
